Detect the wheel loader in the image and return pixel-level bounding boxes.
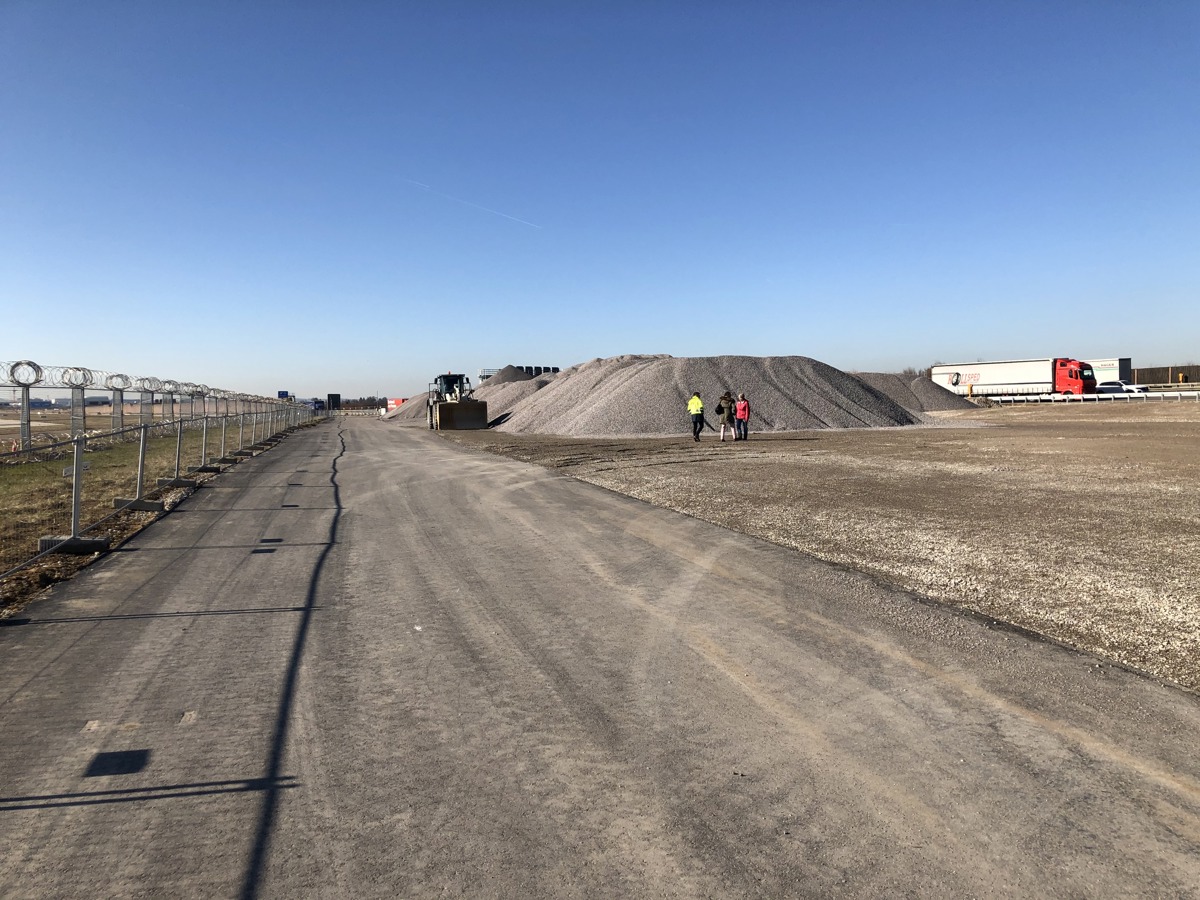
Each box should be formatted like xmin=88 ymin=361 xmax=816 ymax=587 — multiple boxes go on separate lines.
xmin=427 ymin=373 xmax=488 ymax=430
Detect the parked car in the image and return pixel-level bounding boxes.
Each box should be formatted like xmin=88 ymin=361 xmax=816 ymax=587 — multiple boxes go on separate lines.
xmin=1097 ymin=380 xmax=1148 ymax=394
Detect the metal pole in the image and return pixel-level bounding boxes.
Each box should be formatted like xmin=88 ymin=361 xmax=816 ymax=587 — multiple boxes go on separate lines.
xmin=70 ymin=386 xmax=86 ymax=437
xmin=19 ymin=385 xmax=31 ymax=450
xmin=136 ymin=425 xmax=149 ymax=500
xmin=201 ymin=415 xmax=210 ymax=467
xmin=111 ymin=388 xmax=124 ymax=433
xmin=174 ymin=418 xmax=184 ymax=479
xmin=71 ymin=434 xmax=85 ymax=538
xmin=220 ymin=413 xmax=228 ymax=459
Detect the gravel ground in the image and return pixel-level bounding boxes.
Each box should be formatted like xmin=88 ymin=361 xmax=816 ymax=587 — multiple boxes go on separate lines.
xmin=431 ymin=401 xmax=1200 ymax=692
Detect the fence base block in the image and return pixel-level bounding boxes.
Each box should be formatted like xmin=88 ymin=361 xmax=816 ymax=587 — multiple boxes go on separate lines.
xmin=156 ymin=478 xmax=198 ymax=488
xmin=232 ymin=450 xmax=254 ymax=458
xmin=193 ymin=464 xmax=223 ymax=473
xmin=39 ymin=535 xmax=111 ymax=555
xmin=114 ymin=497 xmax=166 ymax=512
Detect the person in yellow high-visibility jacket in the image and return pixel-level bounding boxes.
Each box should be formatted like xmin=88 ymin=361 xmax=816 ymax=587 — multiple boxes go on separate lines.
xmin=687 ymin=392 xmax=705 ymax=442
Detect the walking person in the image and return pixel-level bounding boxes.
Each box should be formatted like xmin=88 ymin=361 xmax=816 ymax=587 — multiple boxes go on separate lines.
xmin=734 ymin=392 xmax=750 ymax=440
xmin=717 ymin=391 xmax=735 ymax=442
xmin=687 ymin=391 xmax=704 ymax=441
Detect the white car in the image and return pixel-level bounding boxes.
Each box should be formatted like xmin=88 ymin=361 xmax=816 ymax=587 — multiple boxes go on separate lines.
xmin=1096 ymin=380 xmax=1148 ymax=394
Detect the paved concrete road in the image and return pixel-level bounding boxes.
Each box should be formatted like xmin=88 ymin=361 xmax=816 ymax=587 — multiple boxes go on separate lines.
xmin=2 ymin=418 xmax=1199 ymax=899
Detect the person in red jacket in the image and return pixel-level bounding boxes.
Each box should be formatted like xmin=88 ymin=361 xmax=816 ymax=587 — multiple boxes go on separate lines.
xmin=734 ymin=393 xmax=750 ymax=440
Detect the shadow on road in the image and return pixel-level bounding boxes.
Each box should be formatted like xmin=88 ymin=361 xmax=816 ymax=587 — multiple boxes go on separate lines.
xmin=1 ymin=606 xmax=319 ymax=626
xmin=240 ymin=425 xmax=346 ymax=900
xmin=0 ymin=776 xmax=298 ymax=812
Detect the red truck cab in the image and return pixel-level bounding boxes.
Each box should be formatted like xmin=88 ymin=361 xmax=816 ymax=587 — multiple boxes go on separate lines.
xmin=1054 ymin=358 xmax=1097 ymax=394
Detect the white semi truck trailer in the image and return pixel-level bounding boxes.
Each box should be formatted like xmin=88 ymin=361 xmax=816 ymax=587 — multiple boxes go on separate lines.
xmin=930 ymin=358 xmax=1097 ymax=396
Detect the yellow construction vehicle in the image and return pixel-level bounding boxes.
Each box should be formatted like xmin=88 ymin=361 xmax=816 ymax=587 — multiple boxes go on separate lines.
xmin=427 ymin=373 xmax=488 ymax=430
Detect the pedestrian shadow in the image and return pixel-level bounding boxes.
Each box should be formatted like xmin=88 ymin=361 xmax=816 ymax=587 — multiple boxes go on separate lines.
xmin=239 ymin=426 xmax=346 ymax=900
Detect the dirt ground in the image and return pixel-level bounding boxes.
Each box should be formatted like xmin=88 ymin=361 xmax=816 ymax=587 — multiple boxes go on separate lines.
xmin=436 ymin=402 xmax=1200 ymax=692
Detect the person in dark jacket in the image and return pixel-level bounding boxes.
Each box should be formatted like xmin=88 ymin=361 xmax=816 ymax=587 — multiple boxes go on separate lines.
xmin=717 ymin=391 xmax=735 ymax=442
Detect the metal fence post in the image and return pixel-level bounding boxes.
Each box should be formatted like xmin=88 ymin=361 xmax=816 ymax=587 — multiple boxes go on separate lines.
xmin=111 ymin=388 xmax=124 ymax=432
xmin=7 ymin=361 xmax=45 ymax=451
xmin=137 ymin=425 xmax=148 ymax=500
xmin=174 ymin=417 xmax=184 ymax=479
xmin=20 ymin=384 xmax=31 ymax=450
xmin=111 ymin=422 xmax=165 ymax=513
xmin=70 ymin=386 xmax=87 ymax=436
xmin=161 ymin=381 xmax=178 ymax=425
xmin=70 ymin=434 xmax=85 ymax=539
xmin=38 ymin=431 xmax=109 ymax=554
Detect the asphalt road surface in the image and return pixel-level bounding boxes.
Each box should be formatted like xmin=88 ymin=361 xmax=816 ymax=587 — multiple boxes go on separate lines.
xmin=2 ymin=418 xmax=1198 ymax=899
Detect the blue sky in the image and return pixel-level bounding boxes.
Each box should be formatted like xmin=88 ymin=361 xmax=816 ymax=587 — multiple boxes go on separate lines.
xmin=3 ymin=1 xmax=1197 ymax=399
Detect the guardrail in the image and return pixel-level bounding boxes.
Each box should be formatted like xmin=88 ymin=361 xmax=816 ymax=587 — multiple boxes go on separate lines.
xmin=1 ymin=359 xmax=319 ymax=582
xmin=993 ymin=391 xmax=1200 ymax=404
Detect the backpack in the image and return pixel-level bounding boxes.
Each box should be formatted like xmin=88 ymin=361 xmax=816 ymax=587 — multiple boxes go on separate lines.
xmin=715 ymin=403 xmax=724 ymax=415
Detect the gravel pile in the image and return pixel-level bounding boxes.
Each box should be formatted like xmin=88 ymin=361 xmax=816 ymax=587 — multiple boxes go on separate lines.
xmin=383 ymin=392 xmax=431 ymax=421
xmin=483 ymin=365 xmax=535 ymax=386
xmin=475 ymin=376 xmax=558 ymax=422
xmin=482 ymin=354 xmax=920 ymax=437
xmin=852 ymin=373 xmax=975 ymax=413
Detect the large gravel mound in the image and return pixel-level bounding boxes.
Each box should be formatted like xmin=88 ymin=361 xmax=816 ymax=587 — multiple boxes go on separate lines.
xmin=852 ymin=373 xmax=975 ymax=413
xmin=475 ymin=376 xmax=557 ymax=423
xmin=383 ymin=391 xmax=431 ymax=421
xmin=483 ymin=365 xmax=534 ymax=386
xmin=489 ymin=355 xmax=920 ymax=436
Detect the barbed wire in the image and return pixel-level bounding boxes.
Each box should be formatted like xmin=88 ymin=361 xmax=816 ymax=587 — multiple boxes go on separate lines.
xmin=0 ymin=359 xmax=266 ymax=402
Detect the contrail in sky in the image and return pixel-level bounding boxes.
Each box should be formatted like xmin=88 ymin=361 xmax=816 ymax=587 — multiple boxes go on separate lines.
xmin=403 ymin=179 xmax=543 ymax=229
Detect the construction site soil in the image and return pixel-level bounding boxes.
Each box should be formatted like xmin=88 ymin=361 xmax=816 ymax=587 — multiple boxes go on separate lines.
xmin=431 ymin=402 xmax=1200 ymax=693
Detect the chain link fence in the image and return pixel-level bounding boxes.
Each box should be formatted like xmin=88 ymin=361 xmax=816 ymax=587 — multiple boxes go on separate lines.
xmin=1 ymin=360 xmax=318 ymax=580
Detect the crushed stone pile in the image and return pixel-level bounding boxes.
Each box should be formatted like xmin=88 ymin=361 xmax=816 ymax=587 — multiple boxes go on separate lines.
xmin=851 ymin=373 xmax=975 ymax=413
xmin=475 ymin=354 xmax=921 ymax=437
xmin=382 ymin=391 xmax=431 ymax=421
xmin=482 ymin=365 xmax=534 ymax=386
xmin=475 ymin=375 xmax=558 ymax=423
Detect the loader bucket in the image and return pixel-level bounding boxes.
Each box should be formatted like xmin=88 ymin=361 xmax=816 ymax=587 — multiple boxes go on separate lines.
xmin=434 ymin=399 xmax=489 ymax=430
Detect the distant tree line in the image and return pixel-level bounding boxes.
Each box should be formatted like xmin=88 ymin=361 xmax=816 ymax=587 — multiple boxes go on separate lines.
xmin=342 ymin=396 xmax=387 ymax=409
